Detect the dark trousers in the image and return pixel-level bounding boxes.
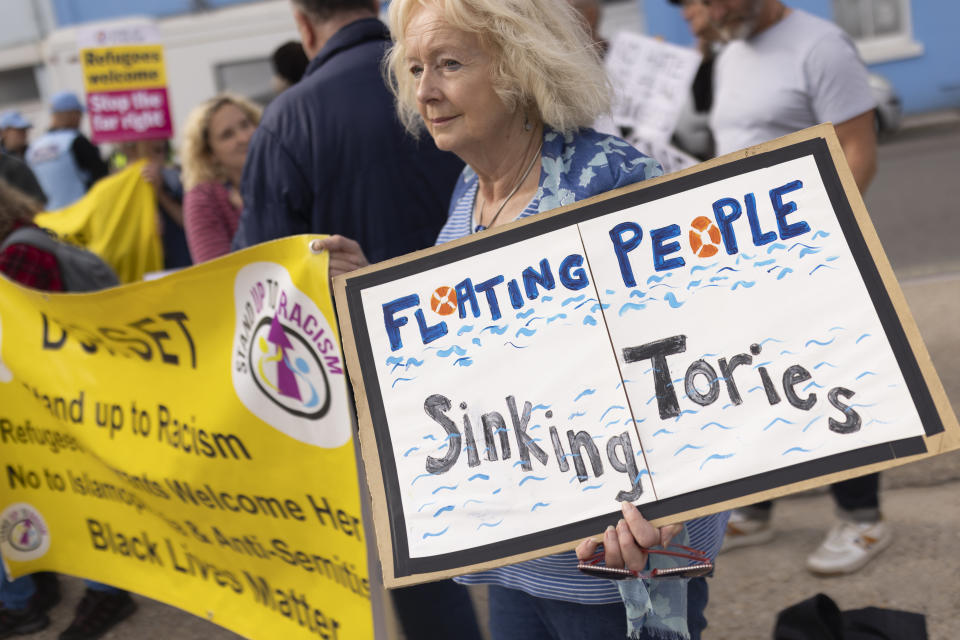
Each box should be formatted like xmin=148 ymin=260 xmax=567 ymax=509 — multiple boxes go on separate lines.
xmin=391 ymin=579 xmax=482 ymax=640
xmin=750 ymin=473 xmax=880 ymax=521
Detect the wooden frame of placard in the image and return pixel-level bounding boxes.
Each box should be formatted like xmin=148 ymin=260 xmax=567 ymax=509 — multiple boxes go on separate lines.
xmin=333 ymin=124 xmax=960 ymax=587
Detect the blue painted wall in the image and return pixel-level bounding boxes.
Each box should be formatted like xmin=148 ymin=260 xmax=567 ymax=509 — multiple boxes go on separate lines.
xmin=52 ymin=0 xmax=257 ymax=26
xmin=642 ymin=0 xmax=960 ymax=114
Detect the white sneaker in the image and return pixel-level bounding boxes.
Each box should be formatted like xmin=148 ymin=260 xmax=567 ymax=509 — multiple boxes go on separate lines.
xmin=805 ymin=520 xmax=893 ymax=575
xmin=720 ymin=509 xmax=775 ymax=553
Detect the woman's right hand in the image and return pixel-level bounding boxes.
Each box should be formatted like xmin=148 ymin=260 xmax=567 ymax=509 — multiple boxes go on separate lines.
xmin=311 ymin=235 xmax=370 ymax=278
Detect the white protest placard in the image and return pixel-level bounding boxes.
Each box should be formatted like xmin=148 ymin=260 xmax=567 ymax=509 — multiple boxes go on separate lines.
xmin=605 ymin=31 xmax=702 ymax=146
xmin=335 ymin=126 xmax=959 ymax=586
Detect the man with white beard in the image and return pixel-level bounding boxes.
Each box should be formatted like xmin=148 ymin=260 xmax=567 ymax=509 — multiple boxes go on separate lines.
xmin=692 ymin=0 xmax=886 ymax=575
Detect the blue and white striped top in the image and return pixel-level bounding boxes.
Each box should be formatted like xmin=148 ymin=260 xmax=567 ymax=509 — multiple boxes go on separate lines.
xmin=440 ymin=126 xmax=729 ymax=604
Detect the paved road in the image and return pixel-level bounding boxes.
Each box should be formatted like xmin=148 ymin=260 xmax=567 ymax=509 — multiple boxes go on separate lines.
xmin=23 ymin=117 xmax=960 ymax=640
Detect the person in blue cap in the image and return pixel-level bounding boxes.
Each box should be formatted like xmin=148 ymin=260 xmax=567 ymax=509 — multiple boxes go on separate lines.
xmin=0 ymin=110 xmax=32 ymax=160
xmin=25 ymin=91 xmax=108 ymax=210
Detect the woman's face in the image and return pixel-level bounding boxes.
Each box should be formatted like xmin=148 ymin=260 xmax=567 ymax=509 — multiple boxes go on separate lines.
xmin=403 ymin=4 xmax=515 ymax=160
xmin=207 ymin=103 xmax=255 ymax=176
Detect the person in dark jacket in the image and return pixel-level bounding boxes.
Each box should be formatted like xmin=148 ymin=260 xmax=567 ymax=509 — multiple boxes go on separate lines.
xmin=232 ymin=0 xmax=464 ymax=265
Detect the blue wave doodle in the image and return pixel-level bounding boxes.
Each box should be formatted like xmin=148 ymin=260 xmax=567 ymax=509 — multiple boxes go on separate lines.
xmin=760 ymin=338 xmax=784 ymax=345
xmin=590 ymin=303 xmax=609 ymax=312
xmin=741 ymin=253 xmax=755 ymax=260
xmin=826 ymin=256 xmax=839 ymax=262
xmin=814 ymin=361 xmax=836 ymax=369
xmin=806 ymin=338 xmax=836 ymax=347
xmin=783 ymin=447 xmax=813 ymax=455
xmin=647 ymin=274 xmax=671 ymax=284
xmin=403 ymin=358 xmax=424 ymax=370
xmin=764 ymin=418 xmax=795 ymax=431
xmin=525 ymin=316 xmax=544 ymax=327
xmin=766 ymin=243 xmax=787 ymax=253
xmin=562 ymin=295 xmax=586 ymax=307
xmin=433 ymin=505 xmax=454 ymax=517
xmin=574 ymin=388 xmax=596 ymax=401
xmin=518 ymin=476 xmax=548 ymax=486
xmin=731 ymin=280 xmax=756 ymax=290
xmin=830 ymin=326 xmax=845 ymax=332
xmin=629 ymin=289 xmax=647 ymax=299
xmin=581 ymin=485 xmax=604 ymax=491
xmin=457 ymin=325 xmax=474 ymax=336
xmin=752 ymin=361 xmax=772 ymax=369
xmin=569 ymin=411 xmax=587 ymax=419
xmin=386 ymin=356 xmax=403 ymax=367
xmin=478 ymin=520 xmax=504 ymax=529
xmin=849 ymin=402 xmax=878 ymax=408
xmin=790 ymin=242 xmax=818 ymax=252
xmin=438 ymin=345 xmax=467 ymax=357
xmin=574 ymin=298 xmax=596 ymax=310
xmin=710 ymin=277 xmax=728 ymax=284
xmin=463 ymin=499 xmax=484 ymax=507
xmin=718 ymin=267 xmax=739 ymax=273
xmin=701 ymin=422 xmax=734 ymax=431
xmin=516 ymin=327 xmax=537 ymax=338
xmin=633 ymin=469 xmax=651 ymax=483
xmin=615 ymin=379 xmax=634 ymax=390
xmin=653 ymin=428 xmax=675 ymax=436
xmin=422 ymin=527 xmax=449 ymax=539
xmin=646 ymin=395 xmax=658 ymax=405
xmin=866 ymin=418 xmax=894 ymax=426
xmin=468 ymin=473 xmax=490 ymax=481
xmin=687 ymin=279 xmax=702 ymax=290
xmin=809 ymin=264 xmax=836 ymax=275
xmin=569 ymin=475 xmax=590 ymax=483
xmin=517 ymin=308 xmax=536 ymax=319
xmin=856 ymin=333 xmax=871 ymax=344
xmin=547 ymin=313 xmax=567 ymax=323
xmin=411 ymin=472 xmax=438 ymax=485
xmin=722 ymin=403 xmax=733 ymax=410
xmin=780 ymin=349 xmax=796 ymax=355
xmin=755 ymin=259 xmax=776 ymax=267
xmin=600 ymin=406 xmax=626 ymax=421
xmin=674 ymin=409 xmax=699 ymax=421
xmin=583 ymin=315 xmax=597 ymax=326
xmin=690 ymin=264 xmax=713 ymax=274
xmin=423 ymin=434 xmax=436 ymax=441
xmin=665 ymin=292 xmax=685 ymax=308
xmin=417 ymin=501 xmax=435 ymax=512
xmin=532 ymin=403 xmax=551 ymax=411
xmin=481 ymin=324 xmax=509 ymax=335
xmin=392 ymin=377 xmax=415 ymax=388
xmin=531 ymin=502 xmax=550 ymax=511
xmin=453 ymin=357 xmax=473 ymax=367
xmin=812 ymin=231 xmax=831 ymax=240
xmin=542 ymin=295 xmax=553 ymax=302
xmin=748 ymin=386 xmax=763 ymax=393
xmin=605 ymin=289 xmax=616 ymax=295
xmin=431 ymin=485 xmax=458 ymax=494
xmin=803 ymin=381 xmax=825 ymax=391
xmin=403 ymin=447 xmax=419 ymax=457
xmin=619 ymin=302 xmax=646 ymax=316
xmin=674 ymin=444 xmax=703 ymax=456
xmin=472 ymin=337 xmax=482 ymax=346
xmin=504 ymin=341 xmax=528 ymax=349
xmin=803 ymin=416 xmax=821 ymax=432
xmin=604 ymin=419 xmax=620 ymax=428
xmin=776 ymin=268 xmax=793 ymax=280
xmin=492 ymin=488 xmax=501 ymax=495
xmin=856 ymin=371 xmax=877 ymax=380
xmin=699 ymin=453 xmax=734 ymax=470
xmin=650 ymin=283 xmax=677 ymax=290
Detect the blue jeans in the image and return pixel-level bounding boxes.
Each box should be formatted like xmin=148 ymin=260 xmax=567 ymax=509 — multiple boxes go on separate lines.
xmin=0 ymin=560 xmax=122 ymax=610
xmin=488 ymin=577 xmax=709 ymax=640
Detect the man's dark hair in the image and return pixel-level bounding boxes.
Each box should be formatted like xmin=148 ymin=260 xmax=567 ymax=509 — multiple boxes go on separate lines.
xmin=272 ymin=41 xmax=310 ymax=85
xmin=293 ymin=0 xmax=378 ymax=21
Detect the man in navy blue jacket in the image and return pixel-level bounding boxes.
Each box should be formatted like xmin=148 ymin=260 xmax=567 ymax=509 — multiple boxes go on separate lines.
xmin=232 ymin=0 xmax=463 ymax=264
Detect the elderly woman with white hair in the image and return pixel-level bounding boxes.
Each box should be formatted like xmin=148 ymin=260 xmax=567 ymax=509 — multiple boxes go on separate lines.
xmin=324 ymin=0 xmax=729 ymax=637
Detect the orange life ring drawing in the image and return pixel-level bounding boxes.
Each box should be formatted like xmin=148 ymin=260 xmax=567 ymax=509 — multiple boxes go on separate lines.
xmin=688 ymin=216 xmax=722 ymax=258
xmin=430 ymin=286 xmax=458 ymax=316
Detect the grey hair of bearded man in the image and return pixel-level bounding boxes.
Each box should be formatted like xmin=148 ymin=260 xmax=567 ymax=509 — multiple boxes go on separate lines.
xmin=385 ymin=0 xmax=611 ymax=137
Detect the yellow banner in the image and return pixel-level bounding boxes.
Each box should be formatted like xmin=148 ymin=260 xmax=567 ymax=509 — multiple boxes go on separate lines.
xmin=36 ymin=161 xmax=163 ymax=283
xmin=81 ymin=45 xmax=168 ymax=92
xmin=0 ymin=237 xmax=372 ymax=640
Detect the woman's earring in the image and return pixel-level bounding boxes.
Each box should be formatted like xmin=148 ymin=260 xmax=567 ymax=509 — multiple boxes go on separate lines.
xmin=523 ymin=114 xmax=532 ymax=132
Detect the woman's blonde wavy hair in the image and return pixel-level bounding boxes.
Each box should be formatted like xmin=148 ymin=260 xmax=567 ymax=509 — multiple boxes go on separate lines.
xmin=181 ymin=93 xmax=262 ymax=190
xmin=385 ymin=0 xmax=610 ymax=136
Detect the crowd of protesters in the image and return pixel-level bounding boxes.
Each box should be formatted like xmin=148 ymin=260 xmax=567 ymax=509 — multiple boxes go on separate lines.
xmin=0 ymin=0 xmax=890 ymax=638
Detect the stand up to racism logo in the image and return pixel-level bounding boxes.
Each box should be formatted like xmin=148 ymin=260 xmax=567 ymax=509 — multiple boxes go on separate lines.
xmin=232 ymin=262 xmax=351 ymax=448
xmin=0 ymin=503 xmax=51 ymax=562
